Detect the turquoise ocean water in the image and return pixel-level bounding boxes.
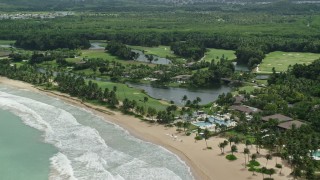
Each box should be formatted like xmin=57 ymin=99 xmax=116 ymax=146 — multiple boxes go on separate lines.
xmin=0 ymin=109 xmax=57 ymax=180
xmin=0 ymin=84 xmax=193 ymax=180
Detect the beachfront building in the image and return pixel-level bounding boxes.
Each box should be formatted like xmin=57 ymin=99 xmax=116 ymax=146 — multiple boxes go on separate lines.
xmin=262 ymin=114 xmax=306 ymax=131
xmin=262 ymin=114 xmax=293 ymax=123
xmin=277 ymin=120 xmax=305 ymax=130
xmin=191 ymin=111 xmax=237 ymax=132
xmin=229 ymin=105 xmax=262 ymax=115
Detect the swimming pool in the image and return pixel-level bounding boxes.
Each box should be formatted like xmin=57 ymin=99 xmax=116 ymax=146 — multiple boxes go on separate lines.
xmin=193 ymin=121 xmax=212 ymax=127
xmin=208 ymin=117 xmax=230 ymax=126
xmin=312 ymin=150 xmax=320 ymax=160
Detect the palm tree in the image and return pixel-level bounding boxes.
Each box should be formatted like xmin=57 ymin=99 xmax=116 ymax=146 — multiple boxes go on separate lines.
xmin=269 ymin=168 xmax=276 ymax=178
xmin=143 ymin=96 xmax=148 ymax=109
xmin=265 ymin=154 xmax=272 ymax=168
xmin=143 ymin=96 xmax=148 ymax=104
xmin=203 ymin=129 xmax=210 ymax=149
xmin=146 ymin=54 xmax=154 ymax=63
xmin=276 ymin=163 xmax=283 ymax=175
xmin=245 ymin=139 xmax=252 ymax=148
xmin=176 ymin=121 xmax=183 ymax=132
xmin=231 ymin=145 xmax=237 ymax=155
xmin=228 ymin=136 xmax=234 ymax=149
xmin=197 ymin=127 xmax=202 ymax=136
xmin=219 ymin=141 xmax=228 ymax=154
xmin=183 ymin=121 xmax=191 ymax=133
xmin=251 ymin=154 xmax=257 ymax=175
xmin=244 ymin=148 xmax=250 ymax=168
xmin=196 ymin=97 xmax=201 ymax=104
xmin=219 ymin=142 xmax=225 ymax=154
xmin=261 ymin=167 xmax=267 ymax=179
xmin=182 ymin=95 xmax=188 ymax=104
xmin=233 ymin=136 xmax=241 ymax=145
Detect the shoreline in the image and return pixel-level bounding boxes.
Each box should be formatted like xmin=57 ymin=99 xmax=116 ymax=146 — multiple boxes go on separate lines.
xmin=0 ymin=77 xmax=293 ymax=180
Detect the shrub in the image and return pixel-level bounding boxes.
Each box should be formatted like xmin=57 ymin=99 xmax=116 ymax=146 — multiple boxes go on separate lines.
xmin=226 ymin=154 xmax=237 ymax=161
xmin=248 ymin=160 xmax=260 ymax=167
xmin=263 ymin=178 xmax=274 ymax=180
xmin=207 ymin=147 xmax=212 ymax=149
xmin=195 ymin=136 xmax=203 ymax=140
xmin=275 ymin=164 xmax=282 ymax=169
xmin=186 ymin=132 xmax=191 ymax=136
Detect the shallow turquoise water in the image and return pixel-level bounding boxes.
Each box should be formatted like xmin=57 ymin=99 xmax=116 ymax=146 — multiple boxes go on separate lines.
xmin=0 ymin=109 xmax=57 ymax=180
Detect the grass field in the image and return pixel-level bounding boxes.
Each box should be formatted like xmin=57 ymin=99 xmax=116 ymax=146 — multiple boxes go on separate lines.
xmin=259 ymin=51 xmax=320 ymax=73
xmin=94 ymin=80 xmax=168 ymax=111
xmin=129 ymin=45 xmax=183 ymax=60
xmin=0 ymin=40 xmax=15 ymax=45
xmin=66 ymin=49 xmax=148 ymax=66
xmin=203 ymin=48 xmax=236 ymax=62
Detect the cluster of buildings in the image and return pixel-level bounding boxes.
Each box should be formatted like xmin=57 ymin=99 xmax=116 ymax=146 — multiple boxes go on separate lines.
xmin=229 ymin=95 xmax=305 ymax=130
xmin=0 ymin=12 xmax=73 ymax=20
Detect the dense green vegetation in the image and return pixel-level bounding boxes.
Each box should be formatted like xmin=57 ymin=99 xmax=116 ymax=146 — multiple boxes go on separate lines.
xmin=1 ymin=1 xmax=320 ymax=178
xmin=15 ymin=34 xmax=90 ymax=50
xmin=1 ymin=3 xmax=320 ymax=69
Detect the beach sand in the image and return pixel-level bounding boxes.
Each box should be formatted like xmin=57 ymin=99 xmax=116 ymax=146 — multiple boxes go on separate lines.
xmin=0 ymin=77 xmax=293 ymax=180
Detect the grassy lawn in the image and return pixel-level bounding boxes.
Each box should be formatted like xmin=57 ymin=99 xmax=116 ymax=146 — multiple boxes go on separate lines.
xmin=94 ymin=80 xmax=169 ymax=111
xmin=232 ymin=85 xmax=259 ymax=95
xmin=129 ymin=45 xmax=172 ymax=57
xmin=129 ymin=45 xmax=183 ymax=60
xmin=0 ymin=40 xmax=15 ymax=45
xmin=66 ymin=49 xmax=149 ymax=66
xmin=238 ymin=86 xmax=257 ymax=93
xmin=259 ymin=51 xmax=320 ymax=73
xmin=203 ymin=48 xmax=236 ymax=62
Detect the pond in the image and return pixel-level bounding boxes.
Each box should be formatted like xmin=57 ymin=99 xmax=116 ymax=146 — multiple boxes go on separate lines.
xmin=233 ymin=62 xmax=250 ymax=72
xmin=89 ymin=42 xmax=105 ymax=50
xmin=256 ymin=74 xmax=270 ymax=80
xmin=126 ymin=82 xmax=231 ymax=106
xmin=132 ymin=50 xmax=172 ymax=65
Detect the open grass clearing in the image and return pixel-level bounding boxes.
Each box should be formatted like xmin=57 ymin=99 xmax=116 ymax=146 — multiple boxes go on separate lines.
xmin=203 ymin=48 xmax=236 ymax=62
xmin=93 ymin=80 xmax=169 ymax=111
xmin=129 ymin=45 xmax=184 ymax=60
xmin=0 ymin=40 xmax=15 ymax=45
xmin=66 ymin=49 xmax=150 ymax=66
xmin=259 ymin=51 xmax=320 ymax=73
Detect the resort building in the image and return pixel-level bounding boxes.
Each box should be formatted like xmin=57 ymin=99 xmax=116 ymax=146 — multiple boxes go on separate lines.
xmin=234 ymin=95 xmax=245 ymax=105
xmin=262 ymin=114 xmax=293 ymax=122
xmin=277 ymin=120 xmax=305 ymax=130
xmin=229 ymin=105 xmax=262 ymax=114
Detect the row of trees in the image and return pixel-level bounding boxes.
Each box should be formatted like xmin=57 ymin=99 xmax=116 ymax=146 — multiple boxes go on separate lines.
xmin=15 ymin=34 xmax=90 ymax=50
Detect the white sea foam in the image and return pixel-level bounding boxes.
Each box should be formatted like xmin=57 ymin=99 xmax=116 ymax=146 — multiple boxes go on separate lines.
xmin=50 ymin=152 xmax=77 ymax=180
xmin=0 ymin=90 xmax=192 ymax=180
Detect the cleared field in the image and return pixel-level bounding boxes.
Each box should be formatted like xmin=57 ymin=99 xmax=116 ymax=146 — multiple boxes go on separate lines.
xmin=94 ymin=80 xmax=168 ymax=111
xmin=203 ymin=48 xmax=236 ymax=62
xmin=259 ymin=51 xmax=320 ymax=73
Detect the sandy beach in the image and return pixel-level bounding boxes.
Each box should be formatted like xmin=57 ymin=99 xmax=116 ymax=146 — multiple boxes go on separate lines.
xmin=0 ymin=77 xmax=293 ymax=180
